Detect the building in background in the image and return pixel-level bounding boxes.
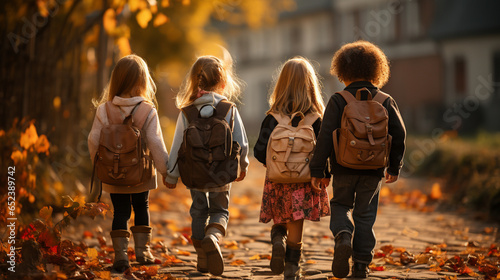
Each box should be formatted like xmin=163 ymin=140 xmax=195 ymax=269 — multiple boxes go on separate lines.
xmin=220 ymin=0 xmax=500 ymax=138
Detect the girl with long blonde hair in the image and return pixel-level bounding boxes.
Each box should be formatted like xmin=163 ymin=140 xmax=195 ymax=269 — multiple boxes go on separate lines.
xmin=254 ymin=57 xmax=330 ymax=280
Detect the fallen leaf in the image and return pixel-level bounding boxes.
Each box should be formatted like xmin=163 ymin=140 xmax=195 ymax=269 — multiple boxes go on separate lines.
xmin=230 ymin=259 xmax=245 ymax=266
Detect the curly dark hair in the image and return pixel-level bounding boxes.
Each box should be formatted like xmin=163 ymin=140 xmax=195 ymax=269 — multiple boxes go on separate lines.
xmin=330 ymin=40 xmax=390 ymax=87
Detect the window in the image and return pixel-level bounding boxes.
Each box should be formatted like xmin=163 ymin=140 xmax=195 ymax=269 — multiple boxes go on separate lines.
xmin=454 ymin=57 xmax=467 ymax=96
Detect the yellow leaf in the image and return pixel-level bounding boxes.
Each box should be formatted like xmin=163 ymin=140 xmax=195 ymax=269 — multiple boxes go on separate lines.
xmin=128 ymin=0 xmax=140 ymax=12
xmin=35 ymin=134 xmax=50 ymax=155
xmin=53 ymin=96 xmax=61 ymax=110
xmin=96 ymin=271 xmax=111 ymax=280
xmin=229 ymin=259 xmax=245 ymax=266
xmin=160 ymin=0 xmax=169 ymax=7
xmin=153 ymin=13 xmax=168 ymax=27
xmin=103 ymin=9 xmax=117 ymax=33
xmin=11 ymin=150 xmax=26 ymax=164
xmin=430 ymin=183 xmax=442 ymax=200
xmin=175 ymin=250 xmax=190 ymax=256
xmin=150 ymin=3 xmax=157 ymax=14
xmin=117 ymin=37 xmax=132 ymax=57
xmin=20 ymin=123 xmax=39 ymax=150
xmin=39 ymin=206 xmax=53 ymax=224
xmin=74 ymin=195 xmax=86 ymax=207
xmin=136 ymin=9 xmax=152 ymax=28
xmin=87 ymin=248 xmax=98 ymax=260
xmin=62 ymin=195 xmax=74 ymax=208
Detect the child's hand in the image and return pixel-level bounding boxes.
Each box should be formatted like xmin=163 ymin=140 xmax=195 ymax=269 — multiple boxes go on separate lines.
xmin=385 ymin=172 xmax=398 ymax=183
xmin=163 ymin=176 xmax=177 ymax=189
xmin=321 ymin=178 xmax=330 ymax=188
xmin=234 ymin=171 xmax=246 ymax=182
xmin=311 ymin=177 xmax=322 ymax=192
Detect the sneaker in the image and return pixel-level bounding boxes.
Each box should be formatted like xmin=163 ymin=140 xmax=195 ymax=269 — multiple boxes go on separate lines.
xmin=331 ymin=232 xmax=352 ymax=278
xmin=352 ymin=262 xmax=369 ymax=278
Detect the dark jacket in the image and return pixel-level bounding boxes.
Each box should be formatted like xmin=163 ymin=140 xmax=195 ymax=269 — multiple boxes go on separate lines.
xmin=254 ymin=113 xmax=330 ymax=178
xmin=309 ymin=81 xmax=406 ymax=178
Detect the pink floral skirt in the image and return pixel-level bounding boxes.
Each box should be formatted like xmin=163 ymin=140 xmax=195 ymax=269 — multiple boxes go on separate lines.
xmin=259 ymin=178 xmax=330 ymax=224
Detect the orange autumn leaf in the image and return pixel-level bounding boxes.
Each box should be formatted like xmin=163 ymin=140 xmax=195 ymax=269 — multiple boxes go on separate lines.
xmin=250 ymin=254 xmax=271 ymax=260
xmin=305 ymin=260 xmax=316 ymax=264
xmin=160 ymin=0 xmax=169 ymax=7
xmin=20 ymin=123 xmax=39 ymax=149
xmin=117 ymin=37 xmax=132 ymax=57
xmin=35 ymin=134 xmax=50 ymax=155
xmin=230 ymin=259 xmax=245 ymax=266
xmin=39 ymin=206 xmax=53 ymax=226
xmin=136 ymin=9 xmax=152 ymax=28
xmin=11 ymin=150 xmax=26 ymax=164
xmin=175 ymin=250 xmax=190 ymax=256
xmin=430 ymin=183 xmax=443 ymax=200
xmin=224 ymin=240 xmax=239 ymax=249
xmin=103 ymin=8 xmax=117 ymax=33
xmin=128 ymin=0 xmax=140 ymax=12
xmin=153 ymin=13 xmax=168 ymax=27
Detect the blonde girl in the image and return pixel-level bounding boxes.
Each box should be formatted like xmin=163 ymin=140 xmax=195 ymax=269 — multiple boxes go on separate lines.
xmin=165 ymin=55 xmax=249 ymax=276
xmin=254 ymin=57 xmax=330 ymax=280
xmin=88 ymin=54 xmax=169 ymax=272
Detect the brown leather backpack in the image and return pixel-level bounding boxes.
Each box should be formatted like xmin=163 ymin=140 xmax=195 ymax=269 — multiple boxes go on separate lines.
xmin=333 ymin=88 xmax=392 ymax=170
xmin=92 ymin=101 xmax=154 ymax=192
xmin=266 ymin=112 xmax=320 ymax=183
xmin=177 ymin=100 xmax=240 ymax=189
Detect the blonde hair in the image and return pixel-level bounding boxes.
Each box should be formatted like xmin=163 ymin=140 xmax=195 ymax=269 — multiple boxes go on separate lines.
xmin=93 ymin=54 xmax=157 ymax=107
xmin=268 ymin=57 xmax=325 ymax=116
xmin=176 ymin=55 xmax=243 ymax=108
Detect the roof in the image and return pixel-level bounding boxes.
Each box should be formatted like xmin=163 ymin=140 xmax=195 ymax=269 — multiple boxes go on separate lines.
xmin=429 ymin=0 xmax=500 ymax=39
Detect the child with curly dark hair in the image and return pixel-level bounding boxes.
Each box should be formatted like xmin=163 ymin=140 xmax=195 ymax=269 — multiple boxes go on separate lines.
xmin=310 ymin=40 xmax=406 ymax=278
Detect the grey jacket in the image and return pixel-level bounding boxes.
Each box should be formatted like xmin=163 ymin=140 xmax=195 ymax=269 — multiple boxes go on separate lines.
xmin=166 ymin=93 xmax=249 ymax=192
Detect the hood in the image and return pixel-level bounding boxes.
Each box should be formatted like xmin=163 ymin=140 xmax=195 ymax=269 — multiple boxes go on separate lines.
xmin=192 ymin=92 xmax=228 ymax=118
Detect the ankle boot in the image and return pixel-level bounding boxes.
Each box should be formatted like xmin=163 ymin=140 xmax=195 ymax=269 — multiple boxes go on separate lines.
xmin=332 ymin=232 xmax=352 ymax=278
xmin=270 ymin=224 xmax=287 ymax=274
xmin=284 ymin=241 xmax=302 ymax=280
xmin=130 ymin=226 xmax=155 ymax=264
xmin=201 ymin=223 xmax=225 ymax=276
xmin=192 ymin=238 xmax=208 ymax=273
xmin=352 ymin=262 xmax=369 ymax=278
xmin=110 ymin=230 xmax=131 ymax=273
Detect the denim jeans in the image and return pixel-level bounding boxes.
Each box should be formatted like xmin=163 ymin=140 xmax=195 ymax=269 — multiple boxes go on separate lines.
xmin=110 ymin=191 xmax=150 ymax=230
xmin=329 ymin=174 xmax=382 ymax=264
xmin=190 ymin=190 xmax=230 ymax=241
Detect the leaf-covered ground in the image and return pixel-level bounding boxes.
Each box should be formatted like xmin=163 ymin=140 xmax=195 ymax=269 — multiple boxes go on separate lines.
xmin=2 ymin=159 xmax=499 ymax=279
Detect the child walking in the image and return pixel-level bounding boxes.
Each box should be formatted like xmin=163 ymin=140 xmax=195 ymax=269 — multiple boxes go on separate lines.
xmin=310 ymin=41 xmax=406 ymax=278
xmin=165 ymin=55 xmax=249 ymax=276
xmin=88 ymin=55 xmax=169 ymax=272
xmin=254 ymin=57 xmax=330 ymax=280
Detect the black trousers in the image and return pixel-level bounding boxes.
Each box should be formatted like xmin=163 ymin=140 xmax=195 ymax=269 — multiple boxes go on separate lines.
xmin=110 ymin=191 xmax=150 ymax=230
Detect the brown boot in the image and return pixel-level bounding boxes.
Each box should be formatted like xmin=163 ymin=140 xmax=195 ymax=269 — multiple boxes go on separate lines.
xmin=201 ymin=223 xmax=225 ymax=276
xmin=192 ymin=238 xmax=208 ymax=273
xmin=284 ymin=241 xmax=302 ymax=280
xmin=270 ymin=224 xmax=287 ymax=274
xmin=130 ymin=226 xmax=155 ymax=264
xmin=110 ymin=230 xmax=131 ymax=273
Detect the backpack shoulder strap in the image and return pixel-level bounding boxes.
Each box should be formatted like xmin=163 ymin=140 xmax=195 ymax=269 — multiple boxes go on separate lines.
xmin=181 ymin=104 xmax=200 ymax=123
xmin=105 ymin=101 xmax=123 ymax=124
xmin=214 ymin=100 xmax=233 ymax=120
xmin=269 ymin=112 xmax=290 ymax=125
xmin=373 ymin=90 xmax=391 ymax=104
xmin=338 ymin=90 xmax=357 ymax=104
xmin=300 ymin=112 xmax=321 ymax=126
xmin=132 ymin=102 xmax=154 ymax=130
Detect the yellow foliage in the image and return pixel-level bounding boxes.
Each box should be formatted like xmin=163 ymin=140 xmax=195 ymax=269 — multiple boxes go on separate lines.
xmin=161 ymin=0 xmax=169 ymax=7
xmin=87 ymin=248 xmax=98 ymax=260
xmin=136 ymin=8 xmax=153 ymax=28
xmin=103 ymin=9 xmax=117 ymax=33
xmin=20 ymin=123 xmax=39 ymax=150
xmin=128 ymin=0 xmax=140 ymax=12
xmin=11 ymin=150 xmax=26 ymax=165
xmin=35 ymin=134 xmax=50 ymax=155
xmin=153 ymin=13 xmax=168 ymax=27
xmin=117 ymin=37 xmax=132 ymax=57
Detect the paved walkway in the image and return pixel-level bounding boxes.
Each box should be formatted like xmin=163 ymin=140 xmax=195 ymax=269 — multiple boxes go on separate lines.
xmin=71 ymin=160 xmax=498 ymax=279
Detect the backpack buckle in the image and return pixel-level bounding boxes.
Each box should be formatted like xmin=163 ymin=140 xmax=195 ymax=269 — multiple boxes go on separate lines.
xmin=288 ymin=137 xmax=295 ymax=146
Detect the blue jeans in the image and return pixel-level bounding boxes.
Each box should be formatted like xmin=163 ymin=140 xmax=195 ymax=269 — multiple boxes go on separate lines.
xmin=329 ymin=174 xmax=382 ymax=264
xmin=110 ymin=191 xmax=150 ymax=230
xmin=190 ymin=190 xmax=230 ymax=241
